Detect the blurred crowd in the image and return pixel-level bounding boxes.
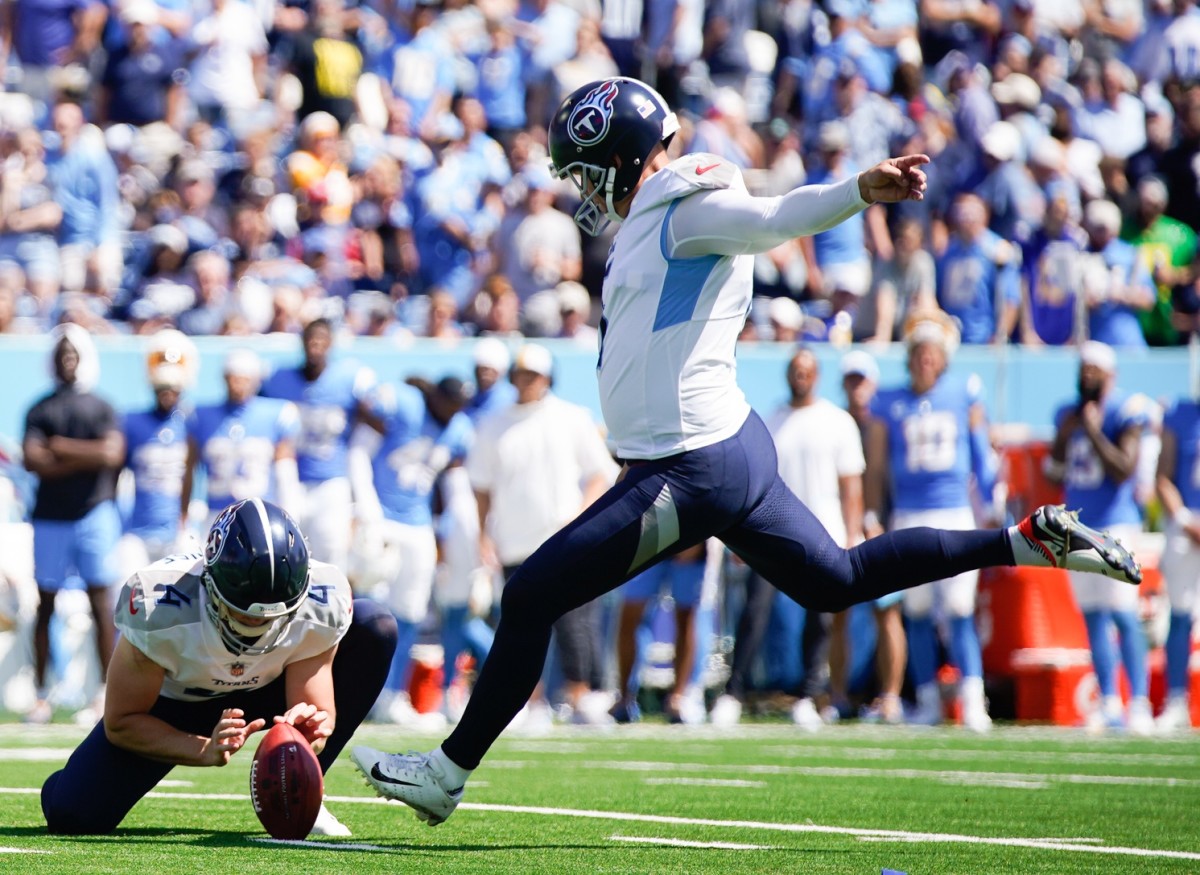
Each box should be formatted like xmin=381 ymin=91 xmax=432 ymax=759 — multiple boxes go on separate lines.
xmin=0 ymin=0 xmax=1199 ymax=346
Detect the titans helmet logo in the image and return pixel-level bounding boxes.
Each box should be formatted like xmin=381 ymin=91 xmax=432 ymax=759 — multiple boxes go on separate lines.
xmin=206 ymin=503 xmax=239 ymax=564
xmin=567 ymin=81 xmax=620 ymax=147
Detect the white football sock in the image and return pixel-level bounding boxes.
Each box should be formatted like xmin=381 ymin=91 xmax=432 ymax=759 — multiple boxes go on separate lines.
xmin=431 ymin=746 xmax=472 ymax=789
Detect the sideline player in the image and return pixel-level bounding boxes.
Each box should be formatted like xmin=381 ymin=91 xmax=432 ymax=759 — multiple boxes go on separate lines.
xmin=1156 ymin=385 xmax=1200 ymax=731
xmin=117 ymin=330 xmax=199 ymax=577
xmin=262 ymin=318 xmax=377 ymax=570
xmin=866 ymin=312 xmax=998 ymax=732
xmin=352 ymin=77 xmax=1142 ymax=826
xmin=23 ymin=324 xmax=125 ymax=724
xmin=182 ymin=349 xmax=301 ymax=530
xmin=40 ymin=499 xmax=398 ymax=836
xmin=348 ymin=375 xmax=474 ymax=724
xmin=1046 ymin=342 xmax=1153 ymax=733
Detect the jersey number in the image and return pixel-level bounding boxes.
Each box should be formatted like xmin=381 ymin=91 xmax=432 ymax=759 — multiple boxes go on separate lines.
xmin=902 ymin=412 xmax=958 ymax=473
xmin=154 ymin=584 xmax=192 ymax=607
xmin=1066 ymin=435 xmax=1105 ymax=489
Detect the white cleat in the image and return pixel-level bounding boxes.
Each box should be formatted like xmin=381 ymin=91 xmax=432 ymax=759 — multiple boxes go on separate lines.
xmin=1013 ymin=505 xmax=1142 ymax=584
xmin=310 ymin=803 xmax=352 ymax=837
xmin=350 ymin=746 xmax=464 ymax=827
xmin=790 ymin=697 xmax=824 ymax=731
xmin=1156 ymin=697 xmax=1193 ymax=734
xmin=1127 ymin=697 xmax=1155 ymax=737
xmin=708 ymin=694 xmax=743 ymax=728
xmin=962 ymin=703 xmax=993 ymax=734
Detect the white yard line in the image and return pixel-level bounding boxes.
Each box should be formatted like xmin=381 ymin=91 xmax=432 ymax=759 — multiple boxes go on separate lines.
xmin=1 ymin=788 xmax=1195 ymax=863
xmin=458 ymin=803 xmax=1200 ymax=863
xmin=0 ymin=748 xmax=79 ymax=761
xmin=610 ymin=834 xmax=773 ymax=850
xmin=564 ymin=759 xmax=1200 ymax=788
xmin=495 ymin=739 xmax=1199 ymax=768
xmin=642 ymin=777 xmax=767 ymax=788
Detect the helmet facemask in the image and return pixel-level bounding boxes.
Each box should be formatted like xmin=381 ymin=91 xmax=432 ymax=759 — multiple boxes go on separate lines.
xmin=203 ymin=570 xmax=306 ymax=656
xmin=554 ymin=161 xmax=619 ymax=237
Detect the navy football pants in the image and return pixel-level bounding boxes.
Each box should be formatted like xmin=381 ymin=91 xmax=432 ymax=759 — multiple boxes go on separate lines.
xmin=444 ymin=411 xmax=1012 ymax=769
xmin=41 ymin=598 xmax=397 ymax=834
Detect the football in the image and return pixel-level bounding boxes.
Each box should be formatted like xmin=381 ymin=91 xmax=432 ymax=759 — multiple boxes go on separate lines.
xmin=249 ymin=722 xmax=324 ymax=840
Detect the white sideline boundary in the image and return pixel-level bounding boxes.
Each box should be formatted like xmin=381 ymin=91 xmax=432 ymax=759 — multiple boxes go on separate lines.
xmin=6 ymin=788 xmax=1198 ymax=863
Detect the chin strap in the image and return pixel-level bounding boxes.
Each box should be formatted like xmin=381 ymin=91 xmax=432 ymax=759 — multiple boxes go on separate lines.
xmin=603 ymin=166 xmax=623 ymax=226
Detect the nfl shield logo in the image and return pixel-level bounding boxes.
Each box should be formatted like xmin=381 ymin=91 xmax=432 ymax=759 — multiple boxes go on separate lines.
xmin=230 ymin=662 xmax=245 ymax=678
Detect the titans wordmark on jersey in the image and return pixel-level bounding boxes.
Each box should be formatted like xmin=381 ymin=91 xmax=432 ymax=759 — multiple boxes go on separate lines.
xmin=115 ymin=555 xmax=352 ymax=702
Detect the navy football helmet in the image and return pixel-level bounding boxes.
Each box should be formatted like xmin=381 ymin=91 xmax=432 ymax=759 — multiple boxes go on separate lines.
xmin=203 ymin=499 xmax=310 ymax=655
xmin=548 ymin=77 xmax=679 ymax=237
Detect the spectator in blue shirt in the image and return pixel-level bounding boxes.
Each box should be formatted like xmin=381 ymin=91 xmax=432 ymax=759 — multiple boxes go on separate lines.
xmin=1 ymin=0 xmax=107 ymax=105
xmin=472 ymin=17 xmax=526 ymax=148
xmin=45 ymin=99 xmax=121 ymax=296
xmin=1081 ymin=198 xmax=1153 ymax=348
xmin=919 ymin=0 xmax=1002 ymax=67
xmin=936 ymin=192 xmax=1020 ymax=344
xmin=975 ymin=119 xmax=1045 ymax=247
xmin=0 ymin=127 xmax=61 ymax=315
xmin=1020 ymin=189 xmax=1086 ymax=345
xmin=97 ymin=0 xmax=185 ymax=129
xmin=802 ymin=121 xmax=884 ymax=301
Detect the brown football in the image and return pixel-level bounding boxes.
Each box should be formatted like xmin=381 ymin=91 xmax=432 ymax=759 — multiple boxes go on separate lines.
xmin=250 ymin=722 xmax=324 ymax=839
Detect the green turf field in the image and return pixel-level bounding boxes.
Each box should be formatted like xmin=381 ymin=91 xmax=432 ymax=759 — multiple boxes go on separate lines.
xmin=1 ymin=720 xmax=1197 ymax=874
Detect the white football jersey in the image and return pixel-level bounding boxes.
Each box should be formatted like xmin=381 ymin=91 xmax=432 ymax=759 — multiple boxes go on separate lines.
xmin=115 ymin=554 xmax=353 ymax=702
xmin=599 ymin=153 xmax=754 ymax=459
xmin=598 ymin=152 xmax=867 ymax=459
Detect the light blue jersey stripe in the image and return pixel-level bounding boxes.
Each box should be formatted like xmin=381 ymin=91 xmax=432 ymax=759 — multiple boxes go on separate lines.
xmin=653 ymin=200 xmax=719 ymax=332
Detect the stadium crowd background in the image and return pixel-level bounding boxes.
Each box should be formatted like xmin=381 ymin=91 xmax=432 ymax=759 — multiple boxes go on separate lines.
xmin=0 ymin=0 xmax=1197 ymax=343
xmin=0 ymin=0 xmax=1198 ymax=730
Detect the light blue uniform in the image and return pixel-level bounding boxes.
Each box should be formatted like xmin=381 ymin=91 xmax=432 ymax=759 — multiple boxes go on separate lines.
xmin=1055 ymin=389 xmax=1150 ymax=708
xmin=464 ymin=382 xmax=517 ymax=424
xmin=188 ymin=399 xmax=299 ymax=512
xmin=873 ymin=374 xmax=991 ymax=512
xmin=262 ymin=360 xmax=375 ymax=484
xmin=1056 ymin=391 xmax=1149 ymax=529
xmin=936 ymin=231 xmax=1021 ymax=345
xmin=366 ymin=382 xmax=474 ymax=526
xmin=124 ymin=407 xmax=190 ymax=542
xmin=1161 ymin=399 xmax=1200 ymax=696
xmin=872 ymin=372 xmax=995 ymax=702
xmin=1165 ymin=401 xmax=1200 ymax=511
xmin=363 ymin=381 xmax=474 ymax=695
